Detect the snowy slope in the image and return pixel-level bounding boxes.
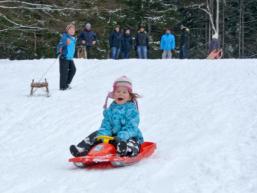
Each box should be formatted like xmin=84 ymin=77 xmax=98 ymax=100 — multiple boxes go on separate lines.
xmin=0 ymin=59 xmax=257 ymax=193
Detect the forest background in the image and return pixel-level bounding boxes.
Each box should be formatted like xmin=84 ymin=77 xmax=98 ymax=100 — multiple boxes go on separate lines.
xmin=0 ymin=0 xmax=256 ymax=59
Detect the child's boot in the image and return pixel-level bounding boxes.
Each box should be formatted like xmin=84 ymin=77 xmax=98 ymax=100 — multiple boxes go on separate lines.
xmin=116 ymin=141 xmax=127 ymax=156
xmin=69 ymin=131 xmax=98 ymax=157
xmin=70 ymin=140 xmax=91 ymax=157
xmin=126 ymin=138 xmax=140 ymax=157
xmin=117 ymin=138 xmax=140 ymax=157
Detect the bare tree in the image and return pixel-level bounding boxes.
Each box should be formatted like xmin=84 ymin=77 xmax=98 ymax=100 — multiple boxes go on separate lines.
xmin=0 ymin=1 xmax=96 ymax=32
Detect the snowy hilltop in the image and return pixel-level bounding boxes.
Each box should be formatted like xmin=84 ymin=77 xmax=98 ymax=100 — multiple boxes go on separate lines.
xmin=0 ymin=59 xmax=256 ymax=193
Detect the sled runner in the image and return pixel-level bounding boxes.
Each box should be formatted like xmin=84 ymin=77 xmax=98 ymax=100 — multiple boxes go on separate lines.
xmin=69 ymin=136 xmax=156 ymax=168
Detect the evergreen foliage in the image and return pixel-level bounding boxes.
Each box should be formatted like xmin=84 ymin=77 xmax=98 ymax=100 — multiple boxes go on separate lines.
xmin=0 ymin=0 xmax=256 ymax=59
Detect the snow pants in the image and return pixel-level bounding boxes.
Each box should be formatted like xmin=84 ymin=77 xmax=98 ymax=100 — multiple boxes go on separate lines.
xmin=162 ymin=50 xmax=172 ymax=59
xmin=179 ymin=45 xmax=189 ymax=59
xmin=74 ymin=131 xmax=141 ymax=157
xmin=59 ymin=58 xmax=76 ymax=90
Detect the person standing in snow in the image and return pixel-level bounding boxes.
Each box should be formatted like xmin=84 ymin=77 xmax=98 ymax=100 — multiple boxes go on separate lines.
xmin=207 ymin=33 xmax=223 ymax=59
xmin=77 ymin=23 xmax=97 ymax=59
xmin=179 ymin=25 xmax=190 ymax=59
xmin=135 ymin=25 xmax=149 ymax=59
xmin=109 ymin=25 xmax=123 ymax=59
xmin=208 ymin=33 xmax=220 ymax=54
xmin=57 ymin=22 xmax=76 ymax=90
xmin=121 ymin=28 xmax=133 ymax=59
xmin=70 ymin=76 xmax=144 ymax=157
xmin=160 ymin=28 xmax=176 ymax=59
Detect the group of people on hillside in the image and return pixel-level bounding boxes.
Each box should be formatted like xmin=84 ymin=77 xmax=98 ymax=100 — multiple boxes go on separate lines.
xmin=109 ymin=25 xmax=150 ymax=59
xmin=56 ymin=22 xmax=221 ymax=90
xmin=67 ymin=22 xmax=190 ymax=60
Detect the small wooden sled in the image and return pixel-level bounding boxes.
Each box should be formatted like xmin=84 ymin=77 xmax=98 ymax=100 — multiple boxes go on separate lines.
xmin=30 ymin=79 xmax=50 ymax=97
xmin=77 ymin=46 xmax=87 ymax=59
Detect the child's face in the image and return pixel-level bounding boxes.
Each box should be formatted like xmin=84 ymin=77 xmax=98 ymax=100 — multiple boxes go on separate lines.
xmin=113 ymin=86 xmax=131 ymax=105
xmin=68 ymin=27 xmax=75 ymax=36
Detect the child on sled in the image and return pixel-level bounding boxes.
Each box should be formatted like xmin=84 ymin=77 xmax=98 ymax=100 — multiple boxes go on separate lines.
xmin=70 ymin=76 xmax=144 ymax=157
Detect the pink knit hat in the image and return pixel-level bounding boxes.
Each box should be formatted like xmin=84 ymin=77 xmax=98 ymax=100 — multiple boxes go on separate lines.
xmin=103 ymin=76 xmax=135 ymax=109
xmin=113 ymin=76 xmax=133 ymax=93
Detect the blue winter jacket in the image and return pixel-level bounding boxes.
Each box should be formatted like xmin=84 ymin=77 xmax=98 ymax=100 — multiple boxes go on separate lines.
xmin=97 ymin=101 xmax=144 ymax=144
xmin=109 ymin=31 xmax=123 ymax=48
xmin=160 ymin=33 xmax=175 ymax=51
xmin=121 ymin=34 xmax=133 ymax=52
xmin=78 ymin=29 xmax=96 ymax=47
xmin=57 ymin=33 xmax=76 ymax=60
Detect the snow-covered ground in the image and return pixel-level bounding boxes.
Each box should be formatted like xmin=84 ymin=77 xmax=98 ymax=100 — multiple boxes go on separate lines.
xmin=0 ymin=59 xmax=257 ymax=193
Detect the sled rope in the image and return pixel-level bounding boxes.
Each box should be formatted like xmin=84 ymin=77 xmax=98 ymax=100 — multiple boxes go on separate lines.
xmin=37 ymin=56 xmax=59 ymax=82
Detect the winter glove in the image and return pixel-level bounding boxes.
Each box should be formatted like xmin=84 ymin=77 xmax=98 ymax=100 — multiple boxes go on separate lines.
xmin=66 ymin=39 xmax=71 ymax=45
xmin=109 ymin=136 xmax=120 ymax=146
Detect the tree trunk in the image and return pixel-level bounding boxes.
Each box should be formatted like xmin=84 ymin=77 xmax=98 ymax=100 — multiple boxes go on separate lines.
xmin=216 ymin=0 xmax=220 ymax=35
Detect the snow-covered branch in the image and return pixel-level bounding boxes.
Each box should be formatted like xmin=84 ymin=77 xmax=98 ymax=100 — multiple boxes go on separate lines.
xmin=0 ymin=0 xmax=86 ymax=11
xmin=199 ymin=6 xmax=216 ymax=33
xmin=0 ymin=12 xmax=47 ymax=31
xmin=184 ymin=1 xmax=218 ymax=35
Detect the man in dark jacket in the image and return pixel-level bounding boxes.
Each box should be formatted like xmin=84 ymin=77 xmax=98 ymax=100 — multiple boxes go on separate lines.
xmin=77 ymin=23 xmax=96 ymax=59
xmin=179 ymin=25 xmax=190 ymax=59
xmin=135 ymin=26 xmax=149 ymax=59
xmin=109 ymin=25 xmax=123 ymax=59
xmin=121 ymin=28 xmax=133 ymax=59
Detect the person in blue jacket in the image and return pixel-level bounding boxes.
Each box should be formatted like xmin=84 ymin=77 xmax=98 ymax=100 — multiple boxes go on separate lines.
xmin=121 ymin=28 xmax=133 ymax=59
xmin=57 ymin=23 xmax=76 ymax=90
xmin=160 ymin=28 xmax=176 ymax=59
xmin=70 ymin=76 xmax=144 ymax=157
xmin=109 ymin=25 xmax=123 ymax=59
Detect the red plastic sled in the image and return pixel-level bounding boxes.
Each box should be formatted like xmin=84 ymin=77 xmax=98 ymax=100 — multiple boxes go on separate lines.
xmin=69 ymin=136 xmax=157 ymax=168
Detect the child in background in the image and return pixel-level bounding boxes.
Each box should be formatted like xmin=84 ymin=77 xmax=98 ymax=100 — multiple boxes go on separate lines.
xmin=70 ymin=76 xmax=144 ymax=157
xmin=57 ymin=22 xmax=77 ymax=90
